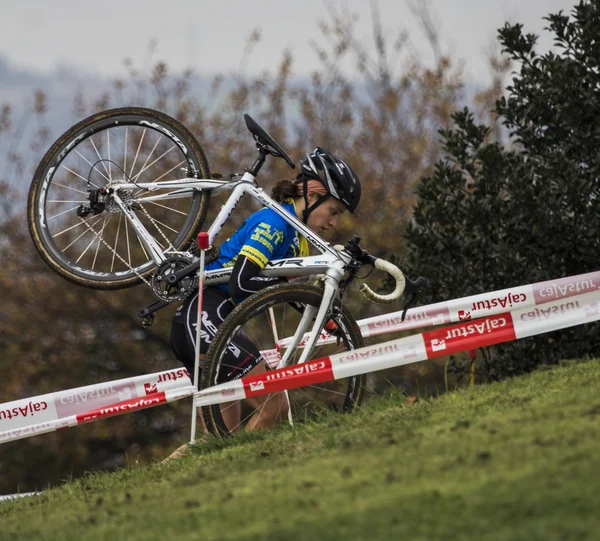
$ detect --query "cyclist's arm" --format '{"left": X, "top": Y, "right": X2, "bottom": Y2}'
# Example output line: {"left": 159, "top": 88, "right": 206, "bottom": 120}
{"left": 228, "top": 255, "right": 282, "bottom": 299}
{"left": 228, "top": 257, "right": 310, "bottom": 321}
{"left": 228, "top": 218, "right": 287, "bottom": 299}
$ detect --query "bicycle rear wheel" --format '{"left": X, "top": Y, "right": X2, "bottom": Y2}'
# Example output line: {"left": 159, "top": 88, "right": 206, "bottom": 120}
{"left": 27, "top": 107, "right": 211, "bottom": 290}
{"left": 200, "top": 283, "right": 366, "bottom": 437}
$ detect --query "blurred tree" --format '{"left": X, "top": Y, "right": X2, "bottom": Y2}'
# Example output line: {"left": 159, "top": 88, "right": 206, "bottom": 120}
{"left": 0, "top": 1, "right": 502, "bottom": 493}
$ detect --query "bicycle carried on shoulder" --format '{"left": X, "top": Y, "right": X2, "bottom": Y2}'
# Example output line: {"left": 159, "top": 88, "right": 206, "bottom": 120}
{"left": 27, "top": 107, "right": 425, "bottom": 437}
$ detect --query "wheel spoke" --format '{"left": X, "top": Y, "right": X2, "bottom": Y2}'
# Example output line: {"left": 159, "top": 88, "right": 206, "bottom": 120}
{"left": 147, "top": 159, "right": 187, "bottom": 184}
{"left": 144, "top": 200, "right": 188, "bottom": 217}
{"left": 304, "top": 384, "right": 346, "bottom": 397}
{"left": 76, "top": 216, "right": 109, "bottom": 264}
{"left": 62, "top": 215, "right": 105, "bottom": 251}
{"left": 125, "top": 216, "right": 132, "bottom": 266}
{"left": 219, "top": 400, "right": 239, "bottom": 414}
{"left": 132, "top": 159, "right": 186, "bottom": 196}
{"left": 231, "top": 393, "right": 276, "bottom": 434}
{"left": 48, "top": 205, "right": 81, "bottom": 220}
{"left": 131, "top": 145, "right": 177, "bottom": 182}
{"left": 247, "top": 394, "right": 274, "bottom": 430}
{"left": 60, "top": 164, "right": 102, "bottom": 189}
{"left": 111, "top": 213, "right": 123, "bottom": 272}
{"left": 73, "top": 150, "right": 108, "bottom": 185}
{"left": 294, "top": 385, "right": 331, "bottom": 413}
{"left": 107, "top": 129, "right": 112, "bottom": 181}
{"left": 52, "top": 214, "right": 96, "bottom": 239}
{"left": 131, "top": 135, "right": 161, "bottom": 183}
{"left": 129, "top": 128, "right": 147, "bottom": 178}
{"left": 136, "top": 231, "right": 150, "bottom": 261}
{"left": 89, "top": 136, "right": 111, "bottom": 179}
{"left": 124, "top": 127, "right": 128, "bottom": 174}
{"left": 51, "top": 182, "right": 89, "bottom": 195}
{"left": 146, "top": 214, "right": 179, "bottom": 235}
{"left": 92, "top": 216, "right": 112, "bottom": 270}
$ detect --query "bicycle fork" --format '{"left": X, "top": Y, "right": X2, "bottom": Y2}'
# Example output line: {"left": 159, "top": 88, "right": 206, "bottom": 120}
{"left": 275, "top": 270, "right": 343, "bottom": 369}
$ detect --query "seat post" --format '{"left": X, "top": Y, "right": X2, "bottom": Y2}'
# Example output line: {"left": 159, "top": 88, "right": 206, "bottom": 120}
{"left": 247, "top": 149, "right": 267, "bottom": 178}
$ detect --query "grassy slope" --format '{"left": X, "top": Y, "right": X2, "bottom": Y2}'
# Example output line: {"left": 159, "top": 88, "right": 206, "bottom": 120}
{"left": 1, "top": 359, "right": 599, "bottom": 541}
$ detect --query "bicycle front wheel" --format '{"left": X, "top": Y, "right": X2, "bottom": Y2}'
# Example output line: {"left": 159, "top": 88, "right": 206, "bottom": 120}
{"left": 200, "top": 283, "right": 366, "bottom": 437}
{"left": 27, "top": 107, "right": 211, "bottom": 290}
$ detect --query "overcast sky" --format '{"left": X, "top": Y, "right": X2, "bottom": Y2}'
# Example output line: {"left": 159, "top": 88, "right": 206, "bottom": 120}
{"left": 0, "top": 0, "right": 578, "bottom": 85}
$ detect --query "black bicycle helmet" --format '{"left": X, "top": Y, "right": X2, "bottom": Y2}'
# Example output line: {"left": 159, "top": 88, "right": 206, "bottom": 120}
{"left": 297, "top": 147, "right": 361, "bottom": 223}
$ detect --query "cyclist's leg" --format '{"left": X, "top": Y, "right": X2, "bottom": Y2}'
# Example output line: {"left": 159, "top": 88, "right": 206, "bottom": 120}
{"left": 205, "top": 322, "right": 289, "bottom": 432}
{"left": 170, "top": 286, "right": 233, "bottom": 371}
{"left": 242, "top": 361, "right": 289, "bottom": 431}
{"left": 171, "top": 286, "right": 242, "bottom": 430}
{"left": 201, "top": 284, "right": 366, "bottom": 438}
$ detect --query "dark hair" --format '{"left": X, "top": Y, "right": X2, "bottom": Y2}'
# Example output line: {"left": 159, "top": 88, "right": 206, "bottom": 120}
{"left": 271, "top": 179, "right": 299, "bottom": 202}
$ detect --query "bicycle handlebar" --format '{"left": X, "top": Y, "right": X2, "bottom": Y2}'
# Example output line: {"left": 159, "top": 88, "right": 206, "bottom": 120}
{"left": 337, "top": 235, "right": 427, "bottom": 305}
{"left": 359, "top": 258, "right": 406, "bottom": 304}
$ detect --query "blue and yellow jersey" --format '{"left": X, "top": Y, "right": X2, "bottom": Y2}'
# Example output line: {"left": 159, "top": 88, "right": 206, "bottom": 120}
{"left": 206, "top": 199, "right": 309, "bottom": 294}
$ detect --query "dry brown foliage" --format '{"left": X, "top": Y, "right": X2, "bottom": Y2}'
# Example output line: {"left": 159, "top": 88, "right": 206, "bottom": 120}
{"left": 0, "top": 2, "right": 509, "bottom": 492}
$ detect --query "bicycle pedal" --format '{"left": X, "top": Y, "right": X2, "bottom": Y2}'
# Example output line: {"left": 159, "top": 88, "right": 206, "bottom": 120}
{"left": 142, "top": 314, "right": 155, "bottom": 328}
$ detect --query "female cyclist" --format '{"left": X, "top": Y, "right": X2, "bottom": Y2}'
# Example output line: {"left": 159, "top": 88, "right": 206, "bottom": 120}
{"left": 170, "top": 147, "right": 361, "bottom": 432}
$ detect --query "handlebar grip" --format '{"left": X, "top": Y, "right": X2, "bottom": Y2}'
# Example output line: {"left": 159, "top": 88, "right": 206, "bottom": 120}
{"left": 359, "top": 258, "right": 406, "bottom": 304}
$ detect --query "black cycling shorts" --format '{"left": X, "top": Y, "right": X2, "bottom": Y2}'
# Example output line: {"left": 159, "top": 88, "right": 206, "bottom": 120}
{"left": 170, "top": 287, "right": 262, "bottom": 385}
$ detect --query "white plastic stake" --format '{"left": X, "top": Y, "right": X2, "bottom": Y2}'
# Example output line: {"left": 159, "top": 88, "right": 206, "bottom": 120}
{"left": 190, "top": 232, "right": 210, "bottom": 443}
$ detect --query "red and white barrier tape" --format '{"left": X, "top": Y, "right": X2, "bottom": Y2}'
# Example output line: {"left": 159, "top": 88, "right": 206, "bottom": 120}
{"left": 2, "top": 388, "right": 193, "bottom": 445}
{"left": 193, "top": 289, "right": 600, "bottom": 406}
{"left": 0, "top": 492, "right": 40, "bottom": 502}
{"left": 0, "top": 368, "right": 195, "bottom": 444}
{"left": 272, "top": 270, "right": 600, "bottom": 352}
{"left": 2, "top": 270, "right": 599, "bottom": 444}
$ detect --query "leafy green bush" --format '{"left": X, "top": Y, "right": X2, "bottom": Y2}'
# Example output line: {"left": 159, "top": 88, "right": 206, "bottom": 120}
{"left": 405, "top": 1, "right": 600, "bottom": 378}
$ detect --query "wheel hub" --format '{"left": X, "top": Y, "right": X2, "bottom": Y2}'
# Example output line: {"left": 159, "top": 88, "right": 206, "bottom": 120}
{"left": 105, "top": 183, "right": 136, "bottom": 214}
{"left": 76, "top": 181, "right": 136, "bottom": 218}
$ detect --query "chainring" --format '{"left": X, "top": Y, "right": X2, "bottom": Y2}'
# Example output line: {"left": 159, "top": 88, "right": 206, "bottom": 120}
{"left": 150, "top": 254, "right": 197, "bottom": 303}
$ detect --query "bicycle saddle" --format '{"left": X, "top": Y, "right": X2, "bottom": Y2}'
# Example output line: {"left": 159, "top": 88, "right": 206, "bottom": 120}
{"left": 244, "top": 114, "right": 295, "bottom": 169}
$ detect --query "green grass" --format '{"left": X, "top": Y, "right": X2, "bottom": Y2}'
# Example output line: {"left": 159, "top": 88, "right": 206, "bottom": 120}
{"left": 1, "top": 358, "right": 600, "bottom": 541}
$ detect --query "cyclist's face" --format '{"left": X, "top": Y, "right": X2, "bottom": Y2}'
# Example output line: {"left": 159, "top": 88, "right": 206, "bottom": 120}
{"left": 306, "top": 194, "right": 347, "bottom": 233}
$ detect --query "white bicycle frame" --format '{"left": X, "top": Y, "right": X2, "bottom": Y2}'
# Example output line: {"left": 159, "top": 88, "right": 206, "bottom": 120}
{"left": 109, "top": 169, "right": 354, "bottom": 365}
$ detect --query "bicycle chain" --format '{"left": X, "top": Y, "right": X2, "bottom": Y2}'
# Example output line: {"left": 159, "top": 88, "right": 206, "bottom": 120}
{"left": 77, "top": 216, "right": 154, "bottom": 289}
{"left": 76, "top": 195, "right": 187, "bottom": 292}
{"left": 137, "top": 201, "right": 176, "bottom": 252}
